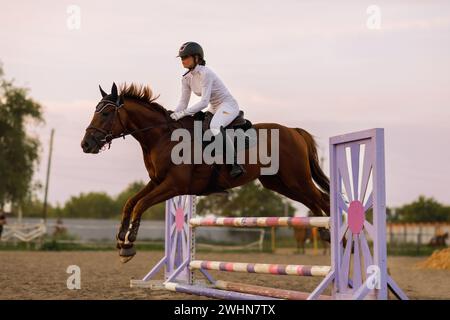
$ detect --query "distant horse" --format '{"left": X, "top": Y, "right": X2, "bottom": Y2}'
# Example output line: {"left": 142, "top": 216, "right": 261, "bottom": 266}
{"left": 293, "top": 225, "right": 329, "bottom": 255}
{"left": 81, "top": 83, "right": 330, "bottom": 263}
{"left": 429, "top": 232, "right": 448, "bottom": 247}
{"left": 293, "top": 226, "right": 311, "bottom": 254}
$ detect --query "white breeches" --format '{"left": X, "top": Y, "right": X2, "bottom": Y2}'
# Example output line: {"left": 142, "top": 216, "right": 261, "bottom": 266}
{"left": 209, "top": 100, "right": 240, "bottom": 136}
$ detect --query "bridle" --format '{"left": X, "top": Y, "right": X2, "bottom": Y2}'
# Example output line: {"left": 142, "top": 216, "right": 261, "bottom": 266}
{"left": 85, "top": 99, "right": 176, "bottom": 150}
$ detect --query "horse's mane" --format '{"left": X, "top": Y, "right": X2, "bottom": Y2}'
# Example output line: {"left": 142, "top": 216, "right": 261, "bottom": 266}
{"left": 119, "top": 83, "right": 169, "bottom": 114}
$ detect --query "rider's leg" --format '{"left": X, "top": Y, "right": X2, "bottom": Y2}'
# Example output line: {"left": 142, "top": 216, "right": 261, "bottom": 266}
{"left": 210, "top": 103, "right": 246, "bottom": 178}
{"left": 221, "top": 126, "right": 246, "bottom": 177}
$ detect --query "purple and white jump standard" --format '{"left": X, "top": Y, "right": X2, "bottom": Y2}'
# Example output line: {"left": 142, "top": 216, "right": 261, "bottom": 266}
{"left": 130, "top": 128, "right": 408, "bottom": 300}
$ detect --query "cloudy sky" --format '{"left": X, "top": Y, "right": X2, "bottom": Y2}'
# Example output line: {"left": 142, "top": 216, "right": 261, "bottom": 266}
{"left": 1, "top": 0, "right": 449, "bottom": 212}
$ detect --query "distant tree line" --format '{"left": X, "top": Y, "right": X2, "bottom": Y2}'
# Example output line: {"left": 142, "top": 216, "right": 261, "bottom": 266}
{"left": 388, "top": 196, "right": 450, "bottom": 223}
{"left": 18, "top": 183, "right": 450, "bottom": 222}
{"left": 21, "top": 181, "right": 165, "bottom": 220}
{"left": 19, "top": 180, "right": 292, "bottom": 220}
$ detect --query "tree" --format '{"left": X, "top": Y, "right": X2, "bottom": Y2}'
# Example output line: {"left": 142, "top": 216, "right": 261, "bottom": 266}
{"left": 62, "top": 192, "right": 117, "bottom": 219}
{"left": 0, "top": 63, "right": 44, "bottom": 212}
{"left": 395, "top": 196, "right": 450, "bottom": 223}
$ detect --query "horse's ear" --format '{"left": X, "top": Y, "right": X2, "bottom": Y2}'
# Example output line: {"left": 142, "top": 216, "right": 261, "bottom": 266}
{"left": 99, "top": 85, "right": 108, "bottom": 98}
{"left": 111, "top": 82, "right": 118, "bottom": 99}
{"left": 117, "top": 94, "right": 123, "bottom": 105}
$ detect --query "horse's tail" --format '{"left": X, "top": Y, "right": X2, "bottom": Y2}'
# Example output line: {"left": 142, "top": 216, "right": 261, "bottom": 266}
{"left": 295, "top": 128, "right": 330, "bottom": 196}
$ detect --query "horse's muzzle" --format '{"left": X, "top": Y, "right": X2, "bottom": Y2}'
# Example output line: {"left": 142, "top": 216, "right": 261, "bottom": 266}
{"left": 81, "top": 133, "right": 104, "bottom": 153}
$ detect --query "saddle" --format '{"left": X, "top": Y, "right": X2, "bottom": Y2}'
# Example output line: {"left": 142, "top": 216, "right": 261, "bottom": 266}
{"left": 193, "top": 110, "right": 252, "bottom": 134}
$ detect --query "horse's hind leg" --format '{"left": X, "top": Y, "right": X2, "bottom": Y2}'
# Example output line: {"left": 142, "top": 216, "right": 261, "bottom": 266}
{"left": 289, "top": 182, "right": 331, "bottom": 242}
{"left": 259, "top": 175, "right": 330, "bottom": 241}
{"left": 259, "top": 175, "right": 328, "bottom": 217}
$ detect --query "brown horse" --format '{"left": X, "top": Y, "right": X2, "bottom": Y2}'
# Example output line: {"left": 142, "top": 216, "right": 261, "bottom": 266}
{"left": 81, "top": 83, "right": 330, "bottom": 262}
{"left": 429, "top": 232, "right": 449, "bottom": 247}
{"left": 293, "top": 226, "right": 311, "bottom": 254}
{"left": 293, "top": 226, "right": 329, "bottom": 255}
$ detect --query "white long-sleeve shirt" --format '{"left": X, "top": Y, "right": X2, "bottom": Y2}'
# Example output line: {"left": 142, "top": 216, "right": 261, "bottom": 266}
{"left": 175, "top": 64, "right": 237, "bottom": 115}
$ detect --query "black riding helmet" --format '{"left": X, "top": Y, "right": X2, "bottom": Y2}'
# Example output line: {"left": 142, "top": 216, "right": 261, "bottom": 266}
{"left": 177, "top": 42, "right": 204, "bottom": 59}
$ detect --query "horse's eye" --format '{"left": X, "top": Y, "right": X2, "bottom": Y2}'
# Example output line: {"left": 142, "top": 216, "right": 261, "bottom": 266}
{"left": 102, "top": 112, "right": 109, "bottom": 117}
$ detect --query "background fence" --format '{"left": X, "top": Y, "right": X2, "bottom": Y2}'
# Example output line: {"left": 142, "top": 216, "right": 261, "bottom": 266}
{"left": 1, "top": 218, "right": 448, "bottom": 255}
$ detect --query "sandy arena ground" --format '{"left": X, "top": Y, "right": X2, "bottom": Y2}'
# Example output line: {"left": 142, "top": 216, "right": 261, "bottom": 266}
{"left": 1, "top": 250, "right": 449, "bottom": 300}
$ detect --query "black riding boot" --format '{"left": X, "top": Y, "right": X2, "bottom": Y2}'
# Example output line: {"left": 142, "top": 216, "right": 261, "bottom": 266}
{"left": 222, "top": 127, "right": 246, "bottom": 178}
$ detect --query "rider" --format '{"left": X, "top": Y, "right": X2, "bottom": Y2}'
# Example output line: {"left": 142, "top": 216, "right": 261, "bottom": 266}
{"left": 170, "top": 42, "right": 246, "bottom": 178}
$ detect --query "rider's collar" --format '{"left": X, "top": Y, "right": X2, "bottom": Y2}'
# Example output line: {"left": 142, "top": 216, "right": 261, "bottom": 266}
{"left": 191, "top": 64, "right": 203, "bottom": 74}
{"left": 182, "top": 64, "right": 203, "bottom": 77}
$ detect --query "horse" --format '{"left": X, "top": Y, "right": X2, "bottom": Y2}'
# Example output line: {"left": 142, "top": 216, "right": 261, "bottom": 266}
{"left": 81, "top": 83, "right": 330, "bottom": 263}
{"left": 293, "top": 225, "right": 329, "bottom": 255}
{"left": 293, "top": 226, "right": 310, "bottom": 254}
{"left": 429, "top": 232, "right": 449, "bottom": 247}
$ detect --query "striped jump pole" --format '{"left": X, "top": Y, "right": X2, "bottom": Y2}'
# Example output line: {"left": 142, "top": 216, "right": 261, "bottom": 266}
{"left": 190, "top": 260, "right": 331, "bottom": 277}
{"left": 213, "top": 280, "right": 332, "bottom": 300}
{"left": 165, "top": 282, "right": 279, "bottom": 300}
{"left": 190, "top": 216, "right": 330, "bottom": 228}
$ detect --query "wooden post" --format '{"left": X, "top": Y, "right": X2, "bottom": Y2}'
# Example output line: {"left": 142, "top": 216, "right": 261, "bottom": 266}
{"left": 271, "top": 226, "right": 276, "bottom": 253}
{"left": 403, "top": 224, "right": 407, "bottom": 244}
{"left": 312, "top": 227, "right": 318, "bottom": 255}
{"left": 417, "top": 224, "right": 422, "bottom": 255}
{"left": 42, "top": 128, "right": 55, "bottom": 223}
{"left": 389, "top": 223, "right": 394, "bottom": 244}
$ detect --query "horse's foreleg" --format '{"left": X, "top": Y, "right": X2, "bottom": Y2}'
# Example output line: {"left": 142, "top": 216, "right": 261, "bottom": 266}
{"left": 116, "top": 181, "right": 156, "bottom": 248}
{"left": 119, "top": 179, "right": 178, "bottom": 263}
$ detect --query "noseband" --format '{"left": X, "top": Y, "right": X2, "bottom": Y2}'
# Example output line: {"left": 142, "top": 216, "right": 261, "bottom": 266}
{"left": 86, "top": 100, "right": 128, "bottom": 150}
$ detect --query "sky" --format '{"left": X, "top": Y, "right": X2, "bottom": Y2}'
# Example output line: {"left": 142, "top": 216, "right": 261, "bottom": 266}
{"left": 1, "top": 0, "right": 449, "bottom": 213}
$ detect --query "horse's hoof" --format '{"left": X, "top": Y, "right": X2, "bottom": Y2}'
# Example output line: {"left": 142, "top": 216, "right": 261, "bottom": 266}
{"left": 119, "top": 246, "right": 136, "bottom": 263}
